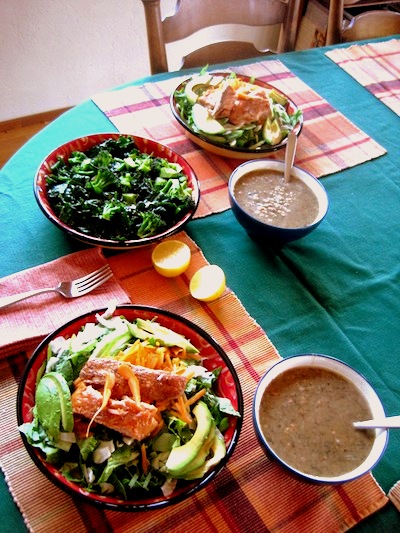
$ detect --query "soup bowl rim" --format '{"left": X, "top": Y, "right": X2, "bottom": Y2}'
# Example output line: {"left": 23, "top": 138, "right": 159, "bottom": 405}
{"left": 228, "top": 159, "right": 329, "bottom": 230}
{"left": 253, "top": 353, "right": 389, "bottom": 484}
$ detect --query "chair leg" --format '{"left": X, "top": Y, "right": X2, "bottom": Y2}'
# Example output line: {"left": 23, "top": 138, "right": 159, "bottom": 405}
{"left": 326, "top": 0, "right": 344, "bottom": 45}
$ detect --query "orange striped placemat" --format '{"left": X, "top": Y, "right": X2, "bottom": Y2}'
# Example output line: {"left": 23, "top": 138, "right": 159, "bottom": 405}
{"left": 326, "top": 39, "right": 400, "bottom": 116}
{"left": 92, "top": 59, "right": 386, "bottom": 218}
{"left": 0, "top": 236, "right": 389, "bottom": 532}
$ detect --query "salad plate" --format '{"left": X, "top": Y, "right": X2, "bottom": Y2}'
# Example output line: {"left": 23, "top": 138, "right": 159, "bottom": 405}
{"left": 17, "top": 305, "right": 243, "bottom": 510}
{"left": 171, "top": 71, "right": 303, "bottom": 160}
{"left": 34, "top": 133, "right": 200, "bottom": 249}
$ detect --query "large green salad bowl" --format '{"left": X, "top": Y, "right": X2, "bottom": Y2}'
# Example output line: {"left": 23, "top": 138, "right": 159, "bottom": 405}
{"left": 34, "top": 133, "right": 200, "bottom": 249}
{"left": 17, "top": 305, "right": 243, "bottom": 510}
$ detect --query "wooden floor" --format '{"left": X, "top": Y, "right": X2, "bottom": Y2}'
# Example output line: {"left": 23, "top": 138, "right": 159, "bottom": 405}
{"left": 0, "top": 108, "right": 68, "bottom": 169}
{"left": 0, "top": 123, "right": 46, "bottom": 168}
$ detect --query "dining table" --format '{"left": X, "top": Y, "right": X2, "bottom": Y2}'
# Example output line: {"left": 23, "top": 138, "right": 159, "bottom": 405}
{"left": 1, "top": 35, "right": 400, "bottom": 533}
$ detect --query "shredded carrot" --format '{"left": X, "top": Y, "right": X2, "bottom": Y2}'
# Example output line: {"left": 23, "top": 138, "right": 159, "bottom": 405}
{"left": 155, "top": 399, "right": 171, "bottom": 411}
{"left": 73, "top": 376, "right": 83, "bottom": 387}
{"left": 116, "top": 339, "right": 198, "bottom": 368}
{"left": 118, "top": 363, "right": 141, "bottom": 404}
{"left": 150, "top": 410, "right": 165, "bottom": 437}
{"left": 141, "top": 443, "right": 149, "bottom": 475}
{"left": 86, "top": 372, "right": 115, "bottom": 437}
{"left": 185, "top": 388, "right": 206, "bottom": 407}
{"left": 170, "top": 395, "right": 192, "bottom": 425}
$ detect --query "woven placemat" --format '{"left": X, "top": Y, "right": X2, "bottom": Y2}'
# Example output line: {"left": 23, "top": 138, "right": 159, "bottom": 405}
{"left": 92, "top": 59, "right": 386, "bottom": 218}
{"left": 0, "top": 233, "right": 389, "bottom": 532}
{"left": 326, "top": 39, "right": 400, "bottom": 116}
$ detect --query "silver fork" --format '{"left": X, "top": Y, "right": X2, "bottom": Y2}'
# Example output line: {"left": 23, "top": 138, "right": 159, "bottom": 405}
{"left": 0, "top": 264, "right": 113, "bottom": 309}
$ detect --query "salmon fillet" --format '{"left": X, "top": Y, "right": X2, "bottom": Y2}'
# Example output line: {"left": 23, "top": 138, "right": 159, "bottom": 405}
{"left": 71, "top": 385, "right": 159, "bottom": 440}
{"left": 79, "top": 358, "right": 187, "bottom": 403}
{"left": 198, "top": 82, "right": 236, "bottom": 119}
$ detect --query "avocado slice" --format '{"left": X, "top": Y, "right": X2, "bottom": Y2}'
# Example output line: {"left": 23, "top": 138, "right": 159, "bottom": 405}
{"left": 182, "top": 427, "right": 226, "bottom": 480}
{"left": 184, "top": 74, "right": 213, "bottom": 104}
{"left": 165, "top": 401, "right": 213, "bottom": 477}
{"left": 262, "top": 117, "right": 283, "bottom": 145}
{"left": 269, "top": 88, "right": 288, "bottom": 106}
{"left": 135, "top": 318, "right": 199, "bottom": 353}
{"left": 191, "top": 103, "right": 225, "bottom": 136}
{"left": 35, "top": 372, "right": 74, "bottom": 440}
{"left": 173, "top": 423, "right": 216, "bottom": 478}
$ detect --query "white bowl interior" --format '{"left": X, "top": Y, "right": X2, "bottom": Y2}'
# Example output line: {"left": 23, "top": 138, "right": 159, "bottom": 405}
{"left": 229, "top": 160, "right": 328, "bottom": 227}
{"left": 254, "top": 354, "right": 388, "bottom": 483}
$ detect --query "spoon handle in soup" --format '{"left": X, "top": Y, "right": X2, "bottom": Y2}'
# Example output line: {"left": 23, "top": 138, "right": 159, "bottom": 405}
{"left": 284, "top": 131, "right": 297, "bottom": 183}
{"left": 353, "top": 415, "right": 400, "bottom": 429}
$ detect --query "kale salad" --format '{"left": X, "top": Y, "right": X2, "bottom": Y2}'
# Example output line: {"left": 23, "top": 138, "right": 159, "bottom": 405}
{"left": 45, "top": 135, "right": 196, "bottom": 242}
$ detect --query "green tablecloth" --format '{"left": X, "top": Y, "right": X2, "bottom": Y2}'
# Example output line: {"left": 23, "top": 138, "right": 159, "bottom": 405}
{"left": 1, "top": 37, "right": 399, "bottom": 531}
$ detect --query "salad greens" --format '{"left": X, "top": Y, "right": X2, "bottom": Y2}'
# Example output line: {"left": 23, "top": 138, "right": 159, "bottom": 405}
{"left": 19, "top": 310, "right": 240, "bottom": 500}
{"left": 174, "top": 69, "right": 302, "bottom": 150}
{"left": 45, "top": 135, "right": 195, "bottom": 241}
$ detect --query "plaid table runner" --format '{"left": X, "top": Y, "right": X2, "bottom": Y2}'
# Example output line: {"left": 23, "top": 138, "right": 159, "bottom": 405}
{"left": 0, "top": 236, "right": 389, "bottom": 532}
{"left": 326, "top": 39, "right": 400, "bottom": 116}
{"left": 92, "top": 60, "right": 386, "bottom": 218}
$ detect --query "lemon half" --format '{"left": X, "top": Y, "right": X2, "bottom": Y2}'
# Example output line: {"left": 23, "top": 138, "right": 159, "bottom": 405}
{"left": 189, "top": 265, "right": 226, "bottom": 302}
{"left": 152, "top": 240, "right": 191, "bottom": 277}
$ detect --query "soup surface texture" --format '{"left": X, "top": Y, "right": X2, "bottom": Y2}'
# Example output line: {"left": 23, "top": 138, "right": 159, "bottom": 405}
{"left": 259, "top": 366, "right": 375, "bottom": 477}
{"left": 234, "top": 169, "right": 319, "bottom": 228}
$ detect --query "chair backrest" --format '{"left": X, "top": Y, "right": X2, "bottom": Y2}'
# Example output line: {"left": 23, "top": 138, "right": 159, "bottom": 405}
{"left": 141, "top": 0, "right": 303, "bottom": 74}
{"left": 326, "top": 0, "right": 400, "bottom": 45}
{"left": 341, "top": 10, "right": 400, "bottom": 42}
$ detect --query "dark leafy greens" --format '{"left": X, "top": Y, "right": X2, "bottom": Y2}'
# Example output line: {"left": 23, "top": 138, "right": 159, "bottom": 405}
{"left": 46, "top": 135, "right": 195, "bottom": 241}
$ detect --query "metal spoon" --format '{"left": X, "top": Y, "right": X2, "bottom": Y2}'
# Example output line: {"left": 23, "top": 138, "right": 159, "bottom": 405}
{"left": 353, "top": 415, "right": 400, "bottom": 429}
{"left": 284, "top": 131, "right": 297, "bottom": 183}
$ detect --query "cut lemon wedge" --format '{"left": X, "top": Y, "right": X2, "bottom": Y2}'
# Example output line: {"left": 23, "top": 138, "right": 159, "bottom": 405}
{"left": 189, "top": 265, "right": 226, "bottom": 302}
{"left": 152, "top": 240, "right": 191, "bottom": 277}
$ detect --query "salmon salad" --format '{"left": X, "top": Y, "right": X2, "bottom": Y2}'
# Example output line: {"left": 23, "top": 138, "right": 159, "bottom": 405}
{"left": 173, "top": 70, "right": 303, "bottom": 150}
{"left": 19, "top": 308, "right": 240, "bottom": 500}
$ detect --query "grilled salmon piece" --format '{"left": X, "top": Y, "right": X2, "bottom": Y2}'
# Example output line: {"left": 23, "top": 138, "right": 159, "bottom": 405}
{"left": 80, "top": 358, "right": 186, "bottom": 403}
{"left": 198, "top": 82, "right": 236, "bottom": 119}
{"left": 228, "top": 95, "right": 271, "bottom": 125}
{"left": 71, "top": 385, "right": 159, "bottom": 440}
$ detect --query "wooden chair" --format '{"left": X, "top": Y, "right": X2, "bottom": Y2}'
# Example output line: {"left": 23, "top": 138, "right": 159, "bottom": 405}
{"left": 326, "top": 0, "right": 400, "bottom": 45}
{"left": 140, "top": 0, "right": 303, "bottom": 74}
{"left": 341, "top": 10, "right": 400, "bottom": 42}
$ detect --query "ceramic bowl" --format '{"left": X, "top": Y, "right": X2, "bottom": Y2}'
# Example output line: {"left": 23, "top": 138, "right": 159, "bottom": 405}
{"left": 17, "top": 305, "right": 243, "bottom": 510}
{"left": 170, "top": 71, "right": 303, "bottom": 160}
{"left": 34, "top": 133, "right": 200, "bottom": 249}
{"left": 228, "top": 159, "right": 329, "bottom": 243}
{"left": 253, "top": 354, "right": 388, "bottom": 484}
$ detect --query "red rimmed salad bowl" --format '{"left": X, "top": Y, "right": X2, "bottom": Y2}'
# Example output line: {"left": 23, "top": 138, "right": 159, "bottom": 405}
{"left": 17, "top": 305, "right": 243, "bottom": 510}
{"left": 34, "top": 133, "right": 200, "bottom": 249}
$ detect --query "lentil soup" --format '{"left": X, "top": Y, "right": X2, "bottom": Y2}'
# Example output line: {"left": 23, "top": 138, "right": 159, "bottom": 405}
{"left": 233, "top": 169, "right": 319, "bottom": 228}
{"left": 259, "top": 366, "right": 375, "bottom": 477}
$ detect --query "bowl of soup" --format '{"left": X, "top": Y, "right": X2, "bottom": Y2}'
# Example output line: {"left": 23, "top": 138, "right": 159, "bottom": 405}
{"left": 253, "top": 354, "right": 388, "bottom": 484}
{"left": 228, "top": 160, "right": 328, "bottom": 243}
